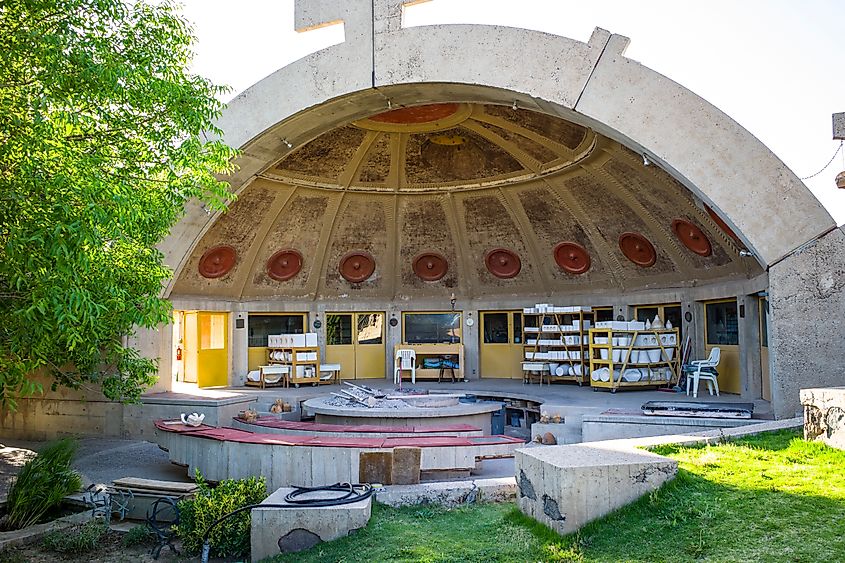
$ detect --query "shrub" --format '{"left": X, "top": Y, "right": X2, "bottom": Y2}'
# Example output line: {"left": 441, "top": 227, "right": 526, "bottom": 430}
{"left": 175, "top": 471, "right": 267, "bottom": 557}
{"left": 121, "top": 524, "right": 156, "bottom": 547}
{"left": 42, "top": 518, "right": 108, "bottom": 555}
{"left": 4, "top": 438, "right": 82, "bottom": 530}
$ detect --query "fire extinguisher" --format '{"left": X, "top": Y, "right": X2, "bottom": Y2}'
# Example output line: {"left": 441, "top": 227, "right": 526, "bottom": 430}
{"left": 176, "top": 346, "right": 182, "bottom": 361}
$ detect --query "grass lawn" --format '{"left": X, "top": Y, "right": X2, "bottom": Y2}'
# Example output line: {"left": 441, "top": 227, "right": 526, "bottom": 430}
{"left": 270, "top": 429, "right": 845, "bottom": 562}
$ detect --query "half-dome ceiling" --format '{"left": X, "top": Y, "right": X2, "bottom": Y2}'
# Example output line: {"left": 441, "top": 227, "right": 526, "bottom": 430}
{"left": 171, "top": 103, "right": 761, "bottom": 301}
{"left": 266, "top": 104, "right": 596, "bottom": 192}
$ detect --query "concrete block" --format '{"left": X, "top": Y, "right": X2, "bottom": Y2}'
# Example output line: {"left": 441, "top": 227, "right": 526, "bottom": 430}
{"left": 801, "top": 387, "right": 845, "bottom": 449}
{"left": 515, "top": 443, "right": 677, "bottom": 536}
{"left": 359, "top": 451, "right": 393, "bottom": 484}
{"left": 391, "top": 447, "right": 421, "bottom": 485}
{"left": 250, "top": 486, "right": 372, "bottom": 561}
{"left": 376, "top": 477, "right": 516, "bottom": 508}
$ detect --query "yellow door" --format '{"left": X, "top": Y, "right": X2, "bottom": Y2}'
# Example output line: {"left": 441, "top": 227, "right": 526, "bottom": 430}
{"left": 326, "top": 314, "right": 355, "bottom": 380}
{"left": 480, "top": 311, "right": 523, "bottom": 379}
{"left": 326, "top": 312, "right": 385, "bottom": 380}
{"left": 183, "top": 312, "right": 198, "bottom": 383}
{"left": 703, "top": 299, "right": 740, "bottom": 394}
{"left": 355, "top": 312, "right": 385, "bottom": 379}
{"left": 196, "top": 312, "right": 228, "bottom": 388}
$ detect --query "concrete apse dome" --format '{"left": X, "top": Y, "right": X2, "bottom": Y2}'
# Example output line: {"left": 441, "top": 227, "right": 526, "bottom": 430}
{"left": 153, "top": 0, "right": 845, "bottom": 419}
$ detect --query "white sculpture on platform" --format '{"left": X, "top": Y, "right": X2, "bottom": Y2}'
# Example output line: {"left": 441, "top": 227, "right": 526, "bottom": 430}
{"left": 180, "top": 412, "right": 205, "bottom": 427}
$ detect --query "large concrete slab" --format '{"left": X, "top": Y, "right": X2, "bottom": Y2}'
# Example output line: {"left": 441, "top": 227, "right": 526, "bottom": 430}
{"left": 801, "top": 386, "right": 845, "bottom": 449}
{"left": 251, "top": 486, "right": 372, "bottom": 561}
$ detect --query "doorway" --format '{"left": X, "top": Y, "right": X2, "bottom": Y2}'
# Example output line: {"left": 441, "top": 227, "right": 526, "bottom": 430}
{"left": 179, "top": 311, "right": 229, "bottom": 387}
{"left": 760, "top": 297, "right": 771, "bottom": 401}
{"left": 703, "top": 299, "right": 740, "bottom": 394}
{"left": 325, "top": 312, "right": 386, "bottom": 379}
{"left": 480, "top": 311, "right": 523, "bottom": 379}
{"left": 634, "top": 303, "right": 682, "bottom": 339}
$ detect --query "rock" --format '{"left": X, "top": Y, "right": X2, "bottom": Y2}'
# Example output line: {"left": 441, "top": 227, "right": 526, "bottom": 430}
{"left": 541, "top": 432, "right": 557, "bottom": 445}
{"left": 540, "top": 415, "right": 550, "bottom": 423}
{"left": 534, "top": 435, "right": 543, "bottom": 443}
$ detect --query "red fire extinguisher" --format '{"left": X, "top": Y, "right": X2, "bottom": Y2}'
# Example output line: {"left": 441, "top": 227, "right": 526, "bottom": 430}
{"left": 176, "top": 346, "right": 182, "bottom": 361}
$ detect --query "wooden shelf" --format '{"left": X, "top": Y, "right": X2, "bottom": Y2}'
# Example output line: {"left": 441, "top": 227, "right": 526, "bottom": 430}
{"left": 395, "top": 343, "right": 464, "bottom": 381}
{"left": 588, "top": 328, "right": 680, "bottom": 392}
{"left": 522, "top": 310, "right": 593, "bottom": 386}
{"left": 266, "top": 346, "right": 321, "bottom": 387}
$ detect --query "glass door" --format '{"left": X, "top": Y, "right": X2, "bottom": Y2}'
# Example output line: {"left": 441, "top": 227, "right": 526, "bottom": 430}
{"left": 480, "top": 311, "right": 523, "bottom": 379}
{"left": 703, "top": 299, "right": 740, "bottom": 394}
{"left": 326, "top": 312, "right": 385, "bottom": 379}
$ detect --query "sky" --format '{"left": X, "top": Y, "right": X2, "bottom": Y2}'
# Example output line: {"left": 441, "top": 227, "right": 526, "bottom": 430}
{"left": 180, "top": 0, "right": 845, "bottom": 225}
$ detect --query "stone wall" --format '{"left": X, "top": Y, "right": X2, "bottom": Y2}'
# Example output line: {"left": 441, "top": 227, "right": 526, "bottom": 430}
{"left": 768, "top": 227, "right": 845, "bottom": 418}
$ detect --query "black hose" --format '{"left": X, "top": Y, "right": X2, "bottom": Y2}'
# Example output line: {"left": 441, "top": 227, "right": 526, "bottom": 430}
{"left": 200, "top": 482, "right": 373, "bottom": 563}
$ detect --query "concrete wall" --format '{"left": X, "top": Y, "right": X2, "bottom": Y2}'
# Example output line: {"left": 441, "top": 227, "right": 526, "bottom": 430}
{"left": 768, "top": 227, "right": 845, "bottom": 418}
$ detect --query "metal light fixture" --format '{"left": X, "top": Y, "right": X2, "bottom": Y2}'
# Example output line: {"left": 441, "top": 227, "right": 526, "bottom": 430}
{"left": 450, "top": 292, "right": 456, "bottom": 311}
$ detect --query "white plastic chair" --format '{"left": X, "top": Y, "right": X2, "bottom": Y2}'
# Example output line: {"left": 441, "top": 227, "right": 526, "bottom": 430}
{"left": 394, "top": 349, "right": 416, "bottom": 384}
{"left": 685, "top": 347, "right": 721, "bottom": 398}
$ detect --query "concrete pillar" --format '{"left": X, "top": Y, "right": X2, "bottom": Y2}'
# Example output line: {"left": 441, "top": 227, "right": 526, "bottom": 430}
{"left": 232, "top": 309, "right": 249, "bottom": 386}
{"left": 385, "top": 306, "right": 402, "bottom": 381}
{"left": 680, "top": 298, "right": 696, "bottom": 363}
{"left": 132, "top": 323, "right": 172, "bottom": 393}
{"left": 692, "top": 301, "right": 707, "bottom": 361}
{"left": 737, "top": 293, "right": 762, "bottom": 400}
{"left": 463, "top": 308, "right": 479, "bottom": 380}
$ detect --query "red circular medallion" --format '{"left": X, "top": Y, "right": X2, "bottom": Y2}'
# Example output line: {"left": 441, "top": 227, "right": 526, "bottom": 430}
{"left": 704, "top": 204, "right": 743, "bottom": 246}
{"left": 553, "top": 242, "right": 591, "bottom": 274}
{"left": 618, "top": 233, "right": 657, "bottom": 267}
{"left": 198, "top": 245, "right": 237, "bottom": 279}
{"left": 671, "top": 219, "right": 712, "bottom": 257}
{"left": 412, "top": 252, "right": 448, "bottom": 281}
{"left": 369, "top": 103, "right": 460, "bottom": 124}
{"left": 267, "top": 249, "right": 303, "bottom": 281}
{"left": 339, "top": 251, "right": 376, "bottom": 283}
{"left": 485, "top": 248, "right": 521, "bottom": 279}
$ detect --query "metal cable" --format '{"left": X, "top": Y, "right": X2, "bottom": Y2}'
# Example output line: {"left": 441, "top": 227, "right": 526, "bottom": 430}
{"left": 799, "top": 140, "right": 843, "bottom": 180}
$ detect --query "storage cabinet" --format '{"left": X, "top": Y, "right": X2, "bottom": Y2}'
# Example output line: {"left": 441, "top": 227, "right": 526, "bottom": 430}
{"left": 267, "top": 346, "right": 321, "bottom": 387}
{"left": 521, "top": 306, "right": 593, "bottom": 385}
{"left": 588, "top": 327, "right": 680, "bottom": 392}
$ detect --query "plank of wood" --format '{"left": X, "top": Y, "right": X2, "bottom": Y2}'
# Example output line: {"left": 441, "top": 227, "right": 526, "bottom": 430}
{"left": 111, "top": 477, "right": 198, "bottom": 493}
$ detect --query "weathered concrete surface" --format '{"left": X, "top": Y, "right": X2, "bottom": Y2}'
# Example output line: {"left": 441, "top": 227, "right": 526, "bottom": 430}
{"left": 801, "top": 387, "right": 845, "bottom": 449}
{"left": 516, "top": 442, "right": 676, "bottom": 536}
{"left": 769, "top": 227, "right": 845, "bottom": 419}
{"left": 250, "top": 486, "right": 372, "bottom": 561}
{"left": 0, "top": 385, "right": 256, "bottom": 441}
{"left": 515, "top": 417, "right": 802, "bottom": 536}
{"left": 375, "top": 476, "right": 516, "bottom": 507}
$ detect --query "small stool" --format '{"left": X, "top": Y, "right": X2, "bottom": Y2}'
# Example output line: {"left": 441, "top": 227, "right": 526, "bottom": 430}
{"left": 438, "top": 355, "right": 457, "bottom": 383}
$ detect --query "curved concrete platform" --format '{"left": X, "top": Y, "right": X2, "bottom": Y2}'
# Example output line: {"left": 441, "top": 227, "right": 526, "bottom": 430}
{"left": 303, "top": 397, "right": 503, "bottom": 434}
{"left": 154, "top": 420, "right": 524, "bottom": 490}
{"left": 231, "top": 416, "right": 483, "bottom": 438}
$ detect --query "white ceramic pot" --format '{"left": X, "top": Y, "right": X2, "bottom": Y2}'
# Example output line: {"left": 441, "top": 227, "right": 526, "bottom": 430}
{"left": 630, "top": 350, "right": 640, "bottom": 363}
{"left": 663, "top": 348, "right": 675, "bottom": 361}
{"left": 600, "top": 349, "right": 609, "bottom": 360}
{"left": 622, "top": 369, "right": 641, "bottom": 382}
{"left": 612, "top": 349, "right": 622, "bottom": 362}
{"left": 647, "top": 348, "right": 662, "bottom": 363}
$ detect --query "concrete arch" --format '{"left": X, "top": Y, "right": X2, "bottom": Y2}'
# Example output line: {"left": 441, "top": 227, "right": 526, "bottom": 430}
{"left": 162, "top": 1, "right": 834, "bottom": 294}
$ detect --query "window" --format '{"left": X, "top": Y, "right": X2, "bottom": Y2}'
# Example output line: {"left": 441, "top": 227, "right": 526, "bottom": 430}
{"left": 705, "top": 300, "right": 739, "bottom": 346}
{"left": 483, "top": 313, "right": 509, "bottom": 344}
{"left": 635, "top": 303, "right": 683, "bottom": 340}
{"left": 248, "top": 314, "right": 305, "bottom": 347}
{"left": 594, "top": 307, "right": 613, "bottom": 323}
{"left": 200, "top": 314, "right": 226, "bottom": 350}
{"left": 356, "top": 313, "right": 383, "bottom": 345}
{"left": 326, "top": 314, "right": 352, "bottom": 345}
{"left": 403, "top": 312, "right": 462, "bottom": 344}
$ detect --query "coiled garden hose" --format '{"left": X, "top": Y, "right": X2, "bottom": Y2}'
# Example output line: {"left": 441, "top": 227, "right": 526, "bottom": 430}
{"left": 200, "top": 482, "right": 373, "bottom": 563}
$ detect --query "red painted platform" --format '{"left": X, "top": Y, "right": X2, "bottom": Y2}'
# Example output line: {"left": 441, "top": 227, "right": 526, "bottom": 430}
{"left": 155, "top": 419, "right": 524, "bottom": 449}
{"left": 241, "top": 416, "right": 481, "bottom": 435}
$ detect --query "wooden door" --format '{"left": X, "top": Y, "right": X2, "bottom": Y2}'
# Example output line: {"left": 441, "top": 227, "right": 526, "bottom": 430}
{"left": 480, "top": 311, "right": 523, "bottom": 379}
{"left": 196, "top": 312, "right": 228, "bottom": 388}
{"left": 354, "top": 312, "right": 385, "bottom": 379}
{"left": 326, "top": 312, "right": 386, "bottom": 379}
{"left": 703, "top": 299, "right": 740, "bottom": 394}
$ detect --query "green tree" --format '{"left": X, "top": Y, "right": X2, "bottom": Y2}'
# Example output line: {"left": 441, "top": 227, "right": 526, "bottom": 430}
{"left": 0, "top": 0, "right": 237, "bottom": 406}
